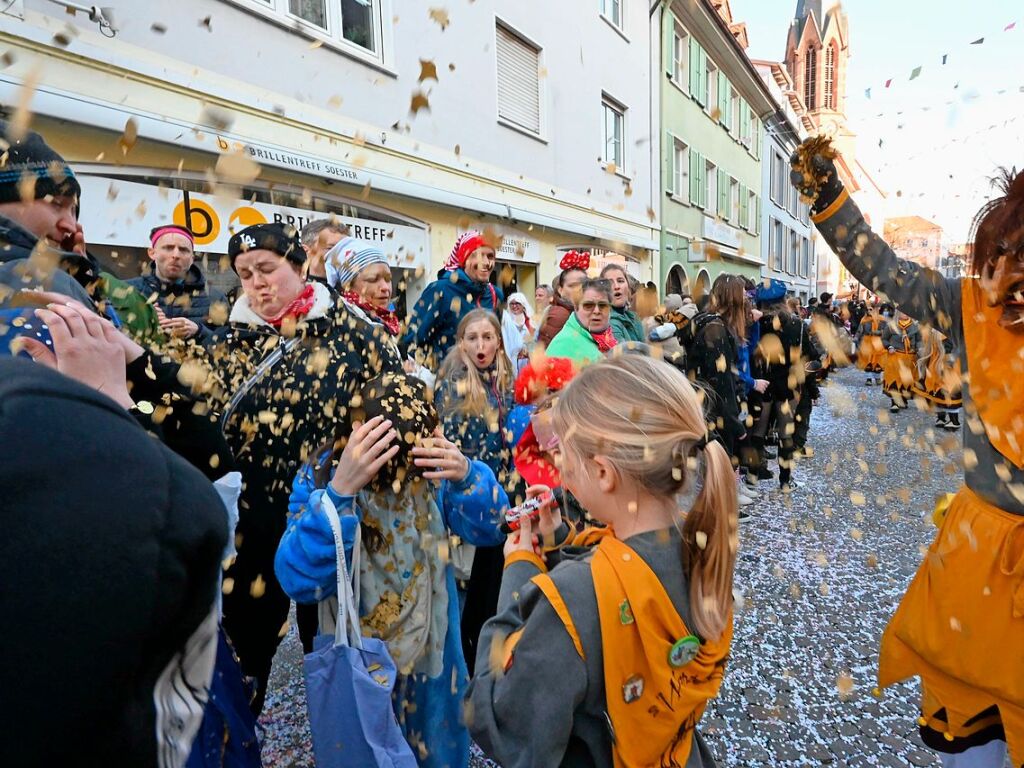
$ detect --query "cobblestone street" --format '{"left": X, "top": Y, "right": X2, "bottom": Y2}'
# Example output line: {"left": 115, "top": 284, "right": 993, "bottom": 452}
{"left": 262, "top": 365, "right": 982, "bottom": 767}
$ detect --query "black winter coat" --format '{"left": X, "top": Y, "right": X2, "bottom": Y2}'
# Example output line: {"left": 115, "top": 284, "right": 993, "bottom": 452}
{"left": 686, "top": 312, "right": 745, "bottom": 454}
{"left": 757, "top": 310, "right": 806, "bottom": 402}
{"left": 128, "top": 263, "right": 228, "bottom": 344}
{"left": 0, "top": 359, "right": 227, "bottom": 767}
{"left": 203, "top": 284, "right": 402, "bottom": 586}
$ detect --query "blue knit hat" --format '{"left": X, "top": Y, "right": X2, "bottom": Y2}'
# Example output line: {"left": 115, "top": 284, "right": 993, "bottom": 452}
{"left": 755, "top": 278, "right": 788, "bottom": 304}
{"left": 0, "top": 122, "right": 81, "bottom": 204}
{"left": 325, "top": 237, "right": 388, "bottom": 289}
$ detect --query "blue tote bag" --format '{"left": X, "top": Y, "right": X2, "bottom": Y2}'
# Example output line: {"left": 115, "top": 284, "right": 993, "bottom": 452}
{"left": 303, "top": 497, "right": 418, "bottom": 768}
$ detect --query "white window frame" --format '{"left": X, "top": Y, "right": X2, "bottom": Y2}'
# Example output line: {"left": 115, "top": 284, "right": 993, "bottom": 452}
{"left": 705, "top": 56, "right": 718, "bottom": 117}
{"left": 495, "top": 20, "right": 545, "bottom": 141}
{"left": 672, "top": 23, "right": 688, "bottom": 89}
{"left": 600, "top": 0, "right": 623, "bottom": 30}
{"left": 224, "top": 0, "right": 390, "bottom": 68}
{"left": 672, "top": 138, "right": 688, "bottom": 199}
{"left": 769, "top": 151, "right": 782, "bottom": 205}
{"left": 748, "top": 190, "right": 759, "bottom": 233}
{"left": 602, "top": 95, "right": 627, "bottom": 173}
{"left": 772, "top": 219, "right": 783, "bottom": 271}
{"left": 729, "top": 88, "right": 739, "bottom": 137}
{"left": 705, "top": 159, "right": 718, "bottom": 216}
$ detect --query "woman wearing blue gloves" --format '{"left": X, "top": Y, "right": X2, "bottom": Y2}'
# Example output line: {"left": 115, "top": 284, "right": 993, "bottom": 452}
{"left": 274, "top": 373, "right": 508, "bottom": 768}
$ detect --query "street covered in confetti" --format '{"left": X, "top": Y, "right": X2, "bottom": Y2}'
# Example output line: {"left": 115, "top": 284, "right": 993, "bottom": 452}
{"left": 2, "top": 1, "right": 1023, "bottom": 767}
{"left": 258, "top": 365, "right": 975, "bottom": 767}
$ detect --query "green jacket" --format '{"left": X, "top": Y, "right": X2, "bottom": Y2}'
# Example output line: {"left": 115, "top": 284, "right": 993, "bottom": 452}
{"left": 544, "top": 311, "right": 602, "bottom": 363}
{"left": 609, "top": 306, "right": 644, "bottom": 343}
{"left": 99, "top": 273, "right": 164, "bottom": 344}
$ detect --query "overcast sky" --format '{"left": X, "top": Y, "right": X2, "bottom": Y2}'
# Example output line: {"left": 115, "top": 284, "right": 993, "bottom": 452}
{"left": 732, "top": 0, "right": 1024, "bottom": 244}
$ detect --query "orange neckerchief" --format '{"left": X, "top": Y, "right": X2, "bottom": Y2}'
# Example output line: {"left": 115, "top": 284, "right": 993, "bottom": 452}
{"left": 896, "top": 317, "right": 914, "bottom": 353}
{"left": 962, "top": 279, "right": 1024, "bottom": 468}
{"left": 592, "top": 534, "right": 732, "bottom": 768}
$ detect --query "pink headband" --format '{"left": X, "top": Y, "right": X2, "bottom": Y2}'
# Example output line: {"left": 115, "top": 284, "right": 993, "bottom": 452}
{"left": 150, "top": 225, "right": 195, "bottom": 247}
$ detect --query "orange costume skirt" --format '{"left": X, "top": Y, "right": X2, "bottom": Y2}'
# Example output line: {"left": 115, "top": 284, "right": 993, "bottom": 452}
{"left": 879, "top": 486, "right": 1024, "bottom": 763}
{"left": 857, "top": 335, "right": 886, "bottom": 373}
{"left": 912, "top": 353, "right": 963, "bottom": 409}
{"left": 882, "top": 350, "right": 918, "bottom": 395}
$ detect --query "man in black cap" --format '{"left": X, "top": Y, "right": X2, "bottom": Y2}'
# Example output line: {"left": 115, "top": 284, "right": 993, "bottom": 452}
{"left": 0, "top": 121, "right": 94, "bottom": 305}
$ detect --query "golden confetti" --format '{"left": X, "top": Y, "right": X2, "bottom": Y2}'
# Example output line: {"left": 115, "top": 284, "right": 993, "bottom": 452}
{"left": 409, "top": 91, "right": 431, "bottom": 116}
{"left": 418, "top": 59, "right": 439, "bottom": 83}
{"left": 118, "top": 118, "right": 138, "bottom": 155}
{"left": 249, "top": 575, "right": 266, "bottom": 598}
{"left": 428, "top": 7, "right": 450, "bottom": 30}
{"left": 837, "top": 671, "right": 854, "bottom": 697}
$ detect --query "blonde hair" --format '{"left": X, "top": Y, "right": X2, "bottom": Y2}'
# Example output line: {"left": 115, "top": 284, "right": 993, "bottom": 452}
{"left": 551, "top": 354, "right": 737, "bottom": 640}
{"left": 436, "top": 309, "right": 514, "bottom": 416}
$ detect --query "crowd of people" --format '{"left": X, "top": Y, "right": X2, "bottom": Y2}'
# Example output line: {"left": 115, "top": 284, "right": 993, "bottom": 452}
{"left": 2, "top": 120, "right": 1020, "bottom": 768}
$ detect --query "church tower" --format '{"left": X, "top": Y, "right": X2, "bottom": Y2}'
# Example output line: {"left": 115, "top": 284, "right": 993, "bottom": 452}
{"left": 784, "top": 0, "right": 851, "bottom": 155}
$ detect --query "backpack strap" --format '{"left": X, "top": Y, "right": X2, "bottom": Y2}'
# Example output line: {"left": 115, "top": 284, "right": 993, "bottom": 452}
{"left": 530, "top": 573, "right": 586, "bottom": 661}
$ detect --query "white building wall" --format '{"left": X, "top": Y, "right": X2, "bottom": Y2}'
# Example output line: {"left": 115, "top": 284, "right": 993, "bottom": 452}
{"left": 754, "top": 63, "right": 814, "bottom": 301}
{"left": 0, "top": 0, "right": 657, "bottom": 286}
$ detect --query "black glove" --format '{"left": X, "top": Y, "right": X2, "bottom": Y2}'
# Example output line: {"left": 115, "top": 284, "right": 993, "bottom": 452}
{"left": 789, "top": 140, "right": 844, "bottom": 213}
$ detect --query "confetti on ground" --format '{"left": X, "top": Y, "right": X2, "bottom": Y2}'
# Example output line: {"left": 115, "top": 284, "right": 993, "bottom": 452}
{"left": 260, "top": 368, "right": 997, "bottom": 767}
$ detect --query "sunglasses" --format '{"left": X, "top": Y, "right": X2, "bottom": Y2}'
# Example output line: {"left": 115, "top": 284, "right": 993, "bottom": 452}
{"left": 580, "top": 300, "right": 611, "bottom": 311}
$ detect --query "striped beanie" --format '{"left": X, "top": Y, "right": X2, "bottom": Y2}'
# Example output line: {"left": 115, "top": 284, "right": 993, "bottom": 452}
{"left": 325, "top": 236, "right": 388, "bottom": 288}
{"left": 0, "top": 122, "right": 81, "bottom": 204}
{"left": 442, "top": 230, "right": 488, "bottom": 272}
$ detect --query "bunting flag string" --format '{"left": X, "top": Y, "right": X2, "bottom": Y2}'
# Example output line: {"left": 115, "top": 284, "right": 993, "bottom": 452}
{"left": 860, "top": 17, "right": 1018, "bottom": 99}
{"left": 875, "top": 114, "right": 1024, "bottom": 170}
{"left": 859, "top": 81, "right": 1024, "bottom": 120}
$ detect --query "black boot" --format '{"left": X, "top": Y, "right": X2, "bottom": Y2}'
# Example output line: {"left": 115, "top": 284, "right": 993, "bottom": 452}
{"left": 946, "top": 412, "right": 961, "bottom": 430}
{"left": 935, "top": 412, "right": 948, "bottom": 429}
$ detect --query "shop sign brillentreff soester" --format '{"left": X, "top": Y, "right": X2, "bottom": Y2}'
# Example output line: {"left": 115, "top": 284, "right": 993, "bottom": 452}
{"left": 243, "top": 144, "right": 366, "bottom": 185}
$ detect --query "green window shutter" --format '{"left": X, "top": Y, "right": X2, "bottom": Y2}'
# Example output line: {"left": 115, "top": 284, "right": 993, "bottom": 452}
{"left": 755, "top": 195, "right": 761, "bottom": 234}
{"left": 739, "top": 101, "right": 749, "bottom": 142}
{"left": 689, "top": 149, "right": 700, "bottom": 205}
{"left": 699, "top": 48, "right": 708, "bottom": 105}
{"left": 664, "top": 13, "right": 675, "bottom": 78}
{"left": 740, "top": 183, "right": 749, "bottom": 228}
{"left": 665, "top": 131, "right": 675, "bottom": 194}
{"left": 717, "top": 169, "right": 727, "bottom": 216}
{"left": 754, "top": 119, "right": 762, "bottom": 160}
{"left": 688, "top": 38, "right": 700, "bottom": 99}
{"left": 697, "top": 153, "right": 707, "bottom": 208}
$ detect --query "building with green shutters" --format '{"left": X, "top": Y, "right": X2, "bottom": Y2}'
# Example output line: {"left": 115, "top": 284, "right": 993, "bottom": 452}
{"left": 655, "top": 0, "right": 777, "bottom": 297}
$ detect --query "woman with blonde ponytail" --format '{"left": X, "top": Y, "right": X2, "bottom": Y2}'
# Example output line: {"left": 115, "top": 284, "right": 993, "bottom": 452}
{"left": 467, "top": 353, "right": 738, "bottom": 768}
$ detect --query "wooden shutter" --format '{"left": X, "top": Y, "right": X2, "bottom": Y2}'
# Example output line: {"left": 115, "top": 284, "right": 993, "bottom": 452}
{"left": 739, "top": 183, "right": 749, "bottom": 229}
{"left": 665, "top": 132, "right": 675, "bottom": 195}
{"left": 664, "top": 13, "right": 675, "bottom": 78}
{"left": 689, "top": 149, "right": 700, "bottom": 205}
{"left": 739, "top": 101, "right": 749, "bottom": 144}
{"left": 717, "top": 169, "right": 728, "bottom": 217}
{"left": 720, "top": 73, "right": 729, "bottom": 126}
{"left": 688, "top": 37, "right": 700, "bottom": 98}
{"left": 496, "top": 24, "right": 541, "bottom": 134}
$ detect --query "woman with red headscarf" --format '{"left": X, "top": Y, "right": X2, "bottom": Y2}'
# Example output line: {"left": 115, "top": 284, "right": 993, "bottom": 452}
{"left": 538, "top": 250, "right": 590, "bottom": 347}
{"left": 401, "top": 230, "right": 502, "bottom": 370}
